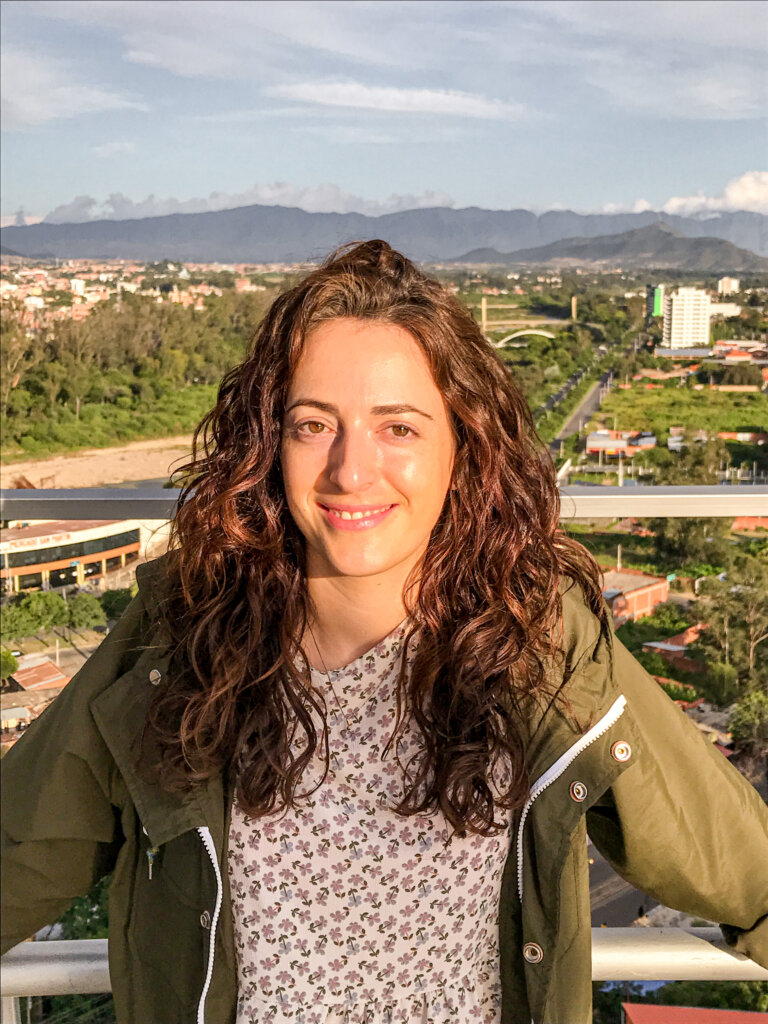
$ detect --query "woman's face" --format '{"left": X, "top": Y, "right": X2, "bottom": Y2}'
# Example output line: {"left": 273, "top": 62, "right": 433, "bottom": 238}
{"left": 281, "top": 317, "right": 456, "bottom": 582}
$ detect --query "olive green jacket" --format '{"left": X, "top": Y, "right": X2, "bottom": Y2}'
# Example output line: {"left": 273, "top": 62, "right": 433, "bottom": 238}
{"left": 2, "top": 555, "right": 768, "bottom": 1024}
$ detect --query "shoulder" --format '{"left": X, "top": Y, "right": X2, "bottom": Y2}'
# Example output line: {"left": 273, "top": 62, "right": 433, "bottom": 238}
{"left": 557, "top": 575, "right": 610, "bottom": 677}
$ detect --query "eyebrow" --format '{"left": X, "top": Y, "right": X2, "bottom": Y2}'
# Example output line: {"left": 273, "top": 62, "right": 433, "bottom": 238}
{"left": 285, "top": 399, "right": 434, "bottom": 421}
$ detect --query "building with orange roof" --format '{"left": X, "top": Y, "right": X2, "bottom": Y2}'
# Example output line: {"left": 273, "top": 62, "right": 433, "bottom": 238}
{"left": 622, "top": 1003, "right": 767, "bottom": 1023}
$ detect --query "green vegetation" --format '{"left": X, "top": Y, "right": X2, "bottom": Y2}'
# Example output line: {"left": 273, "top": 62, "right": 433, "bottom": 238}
{"left": 1, "top": 288, "right": 278, "bottom": 461}
{"left": 591, "top": 386, "right": 767, "bottom": 441}
{"left": 0, "top": 586, "right": 138, "bottom": 649}
{"left": 729, "top": 691, "right": 768, "bottom": 750}
{"left": 0, "top": 649, "right": 19, "bottom": 680}
{"left": 691, "top": 553, "right": 768, "bottom": 694}
{"left": 593, "top": 980, "right": 768, "bottom": 1020}
{"left": 616, "top": 602, "right": 692, "bottom": 653}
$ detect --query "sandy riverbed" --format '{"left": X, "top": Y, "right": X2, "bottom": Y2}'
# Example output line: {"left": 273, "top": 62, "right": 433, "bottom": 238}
{"left": 0, "top": 436, "right": 196, "bottom": 489}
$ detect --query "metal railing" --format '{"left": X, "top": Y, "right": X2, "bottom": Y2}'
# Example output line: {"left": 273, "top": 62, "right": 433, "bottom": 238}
{"left": 2, "top": 928, "right": 766, "bottom": 1022}
{"left": 2, "top": 484, "right": 767, "bottom": 521}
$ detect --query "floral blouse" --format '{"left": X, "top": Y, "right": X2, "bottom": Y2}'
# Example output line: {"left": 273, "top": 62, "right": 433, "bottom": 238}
{"left": 227, "top": 621, "right": 515, "bottom": 1023}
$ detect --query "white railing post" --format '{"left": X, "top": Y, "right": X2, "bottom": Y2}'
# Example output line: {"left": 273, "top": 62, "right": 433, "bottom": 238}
{"left": 0, "top": 997, "right": 21, "bottom": 1024}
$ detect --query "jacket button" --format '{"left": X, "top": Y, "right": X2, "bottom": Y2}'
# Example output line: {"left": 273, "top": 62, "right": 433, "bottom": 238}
{"left": 569, "top": 781, "right": 588, "bottom": 802}
{"left": 200, "top": 911, "right": 211, "bottom": 929}
{"left": 611, "top": 740, "right": 632, "bottom": 762}
{"left": 148, "top": 668, "right": 162, "bottom": 686}
{"left": 523, "top": 942, "right": 544, "bottom": 964}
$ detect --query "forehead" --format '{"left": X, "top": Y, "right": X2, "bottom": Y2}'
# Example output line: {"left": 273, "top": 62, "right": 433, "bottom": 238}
{"left": 289, "top": 318, "right": 442, "bottom": 403}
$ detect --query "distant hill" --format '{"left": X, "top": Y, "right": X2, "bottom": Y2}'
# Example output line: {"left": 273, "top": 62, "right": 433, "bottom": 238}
{"left": 1, "top": 204, "right": 766, "bottom": 263}
{"left": 457, "top": 223, "right": 768, "bottom": 272}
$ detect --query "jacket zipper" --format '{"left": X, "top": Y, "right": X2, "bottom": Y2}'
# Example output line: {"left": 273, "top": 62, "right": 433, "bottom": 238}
{"left": 196, "top": 826, "right": 224, "bottom": 1024}
{"left": 516, "top": 693, "right": 627, "bottom": 901}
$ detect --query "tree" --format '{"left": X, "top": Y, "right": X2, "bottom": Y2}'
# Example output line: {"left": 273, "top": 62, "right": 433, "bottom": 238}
{"left": 0, "top": 650, "right": 19, "bottom": 681}
{"left": 729, "top": 691, "right": 768, "bottom": 752}
{"left": 0, "top": 297, "right": 42, "bottom": 424}
{"left": 67, "top": 592, "right": 107, "bottom": 630}
{"left": 0, "top": 602, "right": 37, "bottom": 645}
{"left": 649, "top": 980, "right": 768, "bottom": 1011}
{"left": 647, "top": 517, "right": 731, "bottom": 569}
{"left": 692, "top": 554, "right": 768, "bottom": 689}
{"left": 101, "top": 587, "right": 134, "bottom": 620}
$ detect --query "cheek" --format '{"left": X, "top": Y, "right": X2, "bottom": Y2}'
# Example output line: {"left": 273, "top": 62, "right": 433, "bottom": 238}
{"left": 280, "top": 445, "right": 314, "bottom": 508}
{"left": 392, "top": 447, "right": 453, "bottom": 510}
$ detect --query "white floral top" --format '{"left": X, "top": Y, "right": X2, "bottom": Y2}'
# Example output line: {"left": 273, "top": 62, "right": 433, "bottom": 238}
{"left": 227, "top": 621, "right": 515, "bottom": 1023}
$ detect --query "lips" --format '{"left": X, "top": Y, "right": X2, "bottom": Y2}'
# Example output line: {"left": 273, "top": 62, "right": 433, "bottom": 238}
{"left": 317, "top": 501, "right": 397, "bottom": 531}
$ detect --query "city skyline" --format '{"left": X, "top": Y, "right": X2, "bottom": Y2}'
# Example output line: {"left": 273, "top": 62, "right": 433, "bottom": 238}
{"left": 1, "top": 0, "right": 766, "bottom": 225}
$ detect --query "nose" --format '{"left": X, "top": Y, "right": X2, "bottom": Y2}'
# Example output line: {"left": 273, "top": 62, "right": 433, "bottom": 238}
{"left": 326, "top": 426, "right": 379, "bottom": 494}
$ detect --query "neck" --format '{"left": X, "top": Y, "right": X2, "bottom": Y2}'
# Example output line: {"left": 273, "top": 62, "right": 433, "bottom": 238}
{"left": 303, "top": 560, "right": 418, "bottom": 671}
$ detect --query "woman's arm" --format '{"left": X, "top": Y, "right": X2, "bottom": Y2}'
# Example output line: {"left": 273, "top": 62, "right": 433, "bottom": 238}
{"left": 1, "top": 591, "right": 151, "bottom": 953}
{"left": 586, "top": 631, "right": 768, "bottom": 968}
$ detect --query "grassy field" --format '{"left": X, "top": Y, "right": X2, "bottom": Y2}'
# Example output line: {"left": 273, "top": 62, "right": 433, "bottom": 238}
{"left": 589, "top": 386, "right": 767, "bottom": 439}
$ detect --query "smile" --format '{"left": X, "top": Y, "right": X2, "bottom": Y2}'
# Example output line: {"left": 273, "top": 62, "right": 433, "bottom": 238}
{"left": 317, "top": 502, "right": 397, "bottom": 530}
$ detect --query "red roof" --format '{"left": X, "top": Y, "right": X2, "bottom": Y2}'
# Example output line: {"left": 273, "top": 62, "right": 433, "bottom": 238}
{"left": 10, "top": 659, "right": 70, "bottom": 692}
{"left": 623, "top": 1004, "right": 767, "bottom": 1023}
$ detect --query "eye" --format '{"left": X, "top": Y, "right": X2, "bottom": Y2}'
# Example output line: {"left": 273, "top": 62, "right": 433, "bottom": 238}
{"left": 389, "top": 423, "right": 415, "bottom": 439}
{"left": 297, "top": 420, "right": 328, "bottom": 435}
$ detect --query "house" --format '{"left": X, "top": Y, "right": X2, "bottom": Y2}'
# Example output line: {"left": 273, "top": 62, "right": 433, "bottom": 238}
{"left": 601, "top": 569, "right": 669, "bottom": 625}
{"left": 622, "top": 1003, "right": 767, "bottom": 1023}
{"left": 6, "top": 655, "right": 70, "bottom": 695}
{"left": 642, "top": 623, "right": 707, "bottom": 675}
{"left": 586, "top": 430, "right": 657, "bottom": 458}
{"left": 1, "top": 705, "right": 33, "bottom": 731}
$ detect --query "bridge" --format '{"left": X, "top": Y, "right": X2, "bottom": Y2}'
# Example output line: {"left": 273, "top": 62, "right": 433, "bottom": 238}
{"left": 489, "top": 329, "right": 556, "bottom": 346}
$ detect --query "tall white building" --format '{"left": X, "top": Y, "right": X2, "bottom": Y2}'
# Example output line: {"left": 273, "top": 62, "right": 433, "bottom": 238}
{"left": 717, "top": 276, "right": 740, "bottom": 295}
{"left": 662, "top": 288, "right": 711, "bottom": 348}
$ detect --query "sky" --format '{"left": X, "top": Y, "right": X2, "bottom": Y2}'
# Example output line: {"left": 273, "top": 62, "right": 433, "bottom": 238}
{"left": 1, "top": 0, "right": 767, "bottom": 227}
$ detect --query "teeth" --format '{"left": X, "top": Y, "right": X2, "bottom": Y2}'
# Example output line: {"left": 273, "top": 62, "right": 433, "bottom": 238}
{"left": 327, "top": 506, "right": 390, "bottom": 520}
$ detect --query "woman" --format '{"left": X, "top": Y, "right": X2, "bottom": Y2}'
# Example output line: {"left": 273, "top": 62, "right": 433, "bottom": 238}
{"left": 2, "top": 240, "right": 767, "bottom": 1024}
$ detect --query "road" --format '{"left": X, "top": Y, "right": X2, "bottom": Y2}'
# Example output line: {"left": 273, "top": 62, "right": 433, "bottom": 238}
{"left": 548, "top": 372, "right": 614, "bottom": 457}
{"left": 588, "top": 839, "right": 658, "bottom": 926}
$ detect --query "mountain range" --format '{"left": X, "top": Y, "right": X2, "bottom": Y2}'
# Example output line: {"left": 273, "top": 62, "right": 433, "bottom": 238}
{"left": 1, "top": 204, "right": 766, "bottom": 264}
{"left": 456, "top": 223, "right": 768, "bottom": 272}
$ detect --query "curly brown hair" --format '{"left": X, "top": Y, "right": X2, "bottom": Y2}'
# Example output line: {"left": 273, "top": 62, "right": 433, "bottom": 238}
{"left": 143, "top": 239, "right": 605, "bottom": 839}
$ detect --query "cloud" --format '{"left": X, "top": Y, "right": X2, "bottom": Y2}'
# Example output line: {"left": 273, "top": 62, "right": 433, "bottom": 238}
{"left": 0, "top": 213, "right": 44, "bottom": 228}
{"left": 43, "top": 183, "right": 456, "bottom": 223}
{"left": 661, "top": 171, "right": 768, "bottom": 216}
{"left": 600, "top": 199, "right": 653, "bottom": 215}
{"left": 597, "top": 173, "right": 768, "bottom": 217}
{"left": 1, "top": 49, "right": 146, "bottom": 128}
{"left": 267, "top": 81, "right": 526, "bottom": 120}
{"left": 92, "top": 141, "right": 136, "bottom": 158}
{"left": 34, "top": 0, "right": 446, "bottom": 77}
